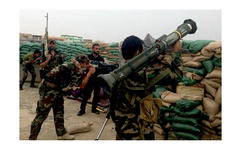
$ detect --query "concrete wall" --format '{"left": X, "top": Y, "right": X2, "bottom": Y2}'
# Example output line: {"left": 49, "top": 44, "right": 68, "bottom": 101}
{"left": 19, "top": 64, "right": 41, "bottom": 83}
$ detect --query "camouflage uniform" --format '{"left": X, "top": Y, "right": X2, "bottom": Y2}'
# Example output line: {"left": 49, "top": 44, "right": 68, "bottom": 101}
{"left": 20, "top": 53, "right": 38, "bottom": 87}
{"left": 29, "top": 63, "right": 86, "bottom": 140}
{"left": 40, "top": 51, "right": 65, "bottom": 79}
{"left": 111, "top": 52, "right": 182, "bottom": 140}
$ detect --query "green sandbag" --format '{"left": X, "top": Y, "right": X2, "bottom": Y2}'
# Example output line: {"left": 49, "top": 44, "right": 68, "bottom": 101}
{"left": 185, "top": 67, "right": 206, "bottom": 76}
{"left": 109, "top": 43, "right": 119, "bottom": 47}
{"left": 173, "top": 106, "right": 201, "bottom": 117}
{"left": 181, "top": 76, "right": 197, "bottom": 86}
{"left": 171, "top": 123, "right": 201, "bottom": 134}
{"left": 152, "top": 85, "right": 167, "bottom": 98}
{"left": 212, "top": 56, "right": 221, "bottom": 67}
{"left": 181, "top": 40, "right": 193, "bottom": 49}
{"left": 202, "top": 60, "right": 214, "bottom": 73}
{"left": 184, "top": 40, "right": 214, "bottom": 54}
{"left": 176, "top": 99, "right": 202, "bottom": 111}
{"left": 165, "top": 116, "right": 199, "bottom": 126}
{"left": 174, "top": 132, "right": 200, "bottom": 140}
{"left": 159, "top": 106, "right": 172, "bottom": 112}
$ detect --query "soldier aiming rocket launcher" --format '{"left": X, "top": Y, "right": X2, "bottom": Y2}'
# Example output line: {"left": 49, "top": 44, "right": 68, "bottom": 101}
{"left": 95, "top": 19, "right": 197, "bottom": 140}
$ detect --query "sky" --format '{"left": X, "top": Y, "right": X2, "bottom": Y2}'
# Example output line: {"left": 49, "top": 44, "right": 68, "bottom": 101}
{"left": 19, "top": 10, "right": 221, "bottom": 43}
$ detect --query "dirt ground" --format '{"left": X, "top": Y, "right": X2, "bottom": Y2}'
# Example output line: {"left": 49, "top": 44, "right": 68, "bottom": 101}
{"left": 19, "top": 82, "right": 116, "bottom": 140}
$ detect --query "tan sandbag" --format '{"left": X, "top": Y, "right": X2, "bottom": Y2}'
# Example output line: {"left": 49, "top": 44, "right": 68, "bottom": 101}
{"left": 176, "top": 85, "right": 204, "bottom": 100}
{"left": 192, "top": 55, "right": 211, "bottom": 62}
{"left": 208, "top": 114, "right": 216, "bottom": 122}
{"left": 216, "top": 126, "right": 221, "bottom": 130}
{"left": 202, "top": 120, "right": 212, "bottom": 128}
{"left": 203, "top": 97, "right": 220, "bottom": 115}
{"left": 181, "top": 56, "right": 193, "bottom": 63}
{"left": 161, "top": 101, "right": 171, "bottom": 107}
{"left": 161, "top": 91, "right": 181, "bottom": 103}
{"left": 214, "top": 53, "right": 221, "bottom": 58}
{"left": 210, "top": 118, "right": 221, "bottom": 128}
{"left": 154, "top": 124, "right": 165, "bottom": 137}
{"left": 68, "top": 122, "right": 93, "bottom": 135}
{"left": 205, "top": 93, "right": 214, "bottom": 100}
{"left": 205, "top": 84, "right": 217, "bottom": 98}
{"left": 215, "top": 112, "right": 221, "bottom": 119}
{"left": 201, "top": 49, "right": 215, "bottom": 57}
{"left": 215, "top": 87, "right": 221, "bottom": 105}
{"left": 165, "top": 123, "right": 171, "bottom": 129}
{"left": 209, "top": 78, "right": 222, "bottom": 84}
{"left": 202, "top": 126, "right": 216, "bottom": 135}
{"left": 202, "top": 41, "right": 222, "bottom": 52}
{"left": 183, "top": 61, "right": 202, "bottom": 68}
{"left": 201, "top": 79, "right": 221, "bottom": 89}
{"left": 205, "top": 69, "right": 222, "bottom": 79}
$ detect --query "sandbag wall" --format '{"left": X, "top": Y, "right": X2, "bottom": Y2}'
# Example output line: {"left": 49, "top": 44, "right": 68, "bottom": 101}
{"left": 154, "top": 40, "right": 222, "bottom": 140}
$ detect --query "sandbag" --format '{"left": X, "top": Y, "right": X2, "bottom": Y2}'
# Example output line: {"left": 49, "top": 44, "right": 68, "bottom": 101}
{"left": 196, "top": 105, "right": 203, "bottom": 111}
{"left": 215, "top": 87, "right": 222, "bottom": 105}
{"left": 192, "top": 55, "right": 211, "bottom": 62}
{"left": 182, "top": 56, "right": 193, "bottom": 63}
{"left": 212, "top": 56, "right": 222, "bottom": 67}
{"left": 154, "top": 124, "right": 165, "bottom": 140}
{"left": 174, "top": 132, "right": 200, "bottom": 140}
{"left": 202, "top": 120, "right": 212, "bottom": 128}
{"left": 186, "top": 67, "right": 206, "bottom": 76}
{"left": 166, "top": 115, "right": 199, "bottom": 126}
{"left": 181, "top": 76, "right": 197, "bottom": 86}
{"left": 175, "top": 99, "right": 202, "bottom": 111}
{"left": 205, "top": 84, "right": 217, "bottom": 98}
{"left": 205, "top": 93, "right": 214, "bottom": 99}
{"left": 68, "top": 122, "right": 93, "bottom": 135}
{"left": 173, "top": 107, "right": 201, "bottom": 117}
{"left": 215, "top": 112, "right": 221, "bottom": 119}
{"left": 202, "top": 126, "right": 216, "bottom": 135}
{"left": 203, "top": 97, "right": 220, "bottom": 115}
{"left": 171, "top": 123, "right": 201, "bottom": 134}
{"left": 176, "top": 85, "right": 204, "bottom": 101}
{"left": 202, "top": 60, "right": 214, "bottom": 73}
{"left": 183, "top": 61, "right": 202, "bottom": 68}
{"left": 209, "top": 78, "right": 221, "bottom": 84}
{"left": 161, "top": 91, "right": 181, "bottom": 103}
{"left": 185, "top": 72, "right": 203, "bottom": 81}
{"left": 201, "top": 79, "right": 221, "bottom": 89}
{"left": 183, "top": 40, "right": 214, "bottom": 54}
{"left": 205, "top": 69, "right": 221, "bottom": 79}
{"left": 161, "top": 101, "right": 171, "bottom": 107}
{"left": 210, "top": 118, "right": 221, "bottom": 128}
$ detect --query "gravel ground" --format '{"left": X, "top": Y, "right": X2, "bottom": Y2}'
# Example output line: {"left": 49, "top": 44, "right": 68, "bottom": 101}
{"left": 19, "top": 83, "right": 116, "bottom": 140}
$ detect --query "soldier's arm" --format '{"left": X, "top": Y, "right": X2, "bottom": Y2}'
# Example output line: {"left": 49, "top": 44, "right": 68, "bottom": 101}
{"left": 80, "top": 66, "right": 95, "bottom": 88}
{"left": 40, "top": 54, "right": 51, "bottom": 69}
{"left": 31, "top": 57, "right": 41, "bottom": 64}
{"left": 22, "top": 53, "right": 32, "bottom": 63}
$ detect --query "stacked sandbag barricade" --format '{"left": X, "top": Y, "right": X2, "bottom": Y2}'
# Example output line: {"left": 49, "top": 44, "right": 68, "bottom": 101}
{"left": 153, "top": 40, "right": 222, "bottom": 140}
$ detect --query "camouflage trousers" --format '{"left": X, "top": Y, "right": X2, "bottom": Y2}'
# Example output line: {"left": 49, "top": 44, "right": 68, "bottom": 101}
{"left": 114, "top": 110, "right": 155, "bottom": 140}
{"left": 20, "top": 64, "right": 36, "bottom": 87}
{"left": 29, "top": 81, "right": 67, "bottom": 140}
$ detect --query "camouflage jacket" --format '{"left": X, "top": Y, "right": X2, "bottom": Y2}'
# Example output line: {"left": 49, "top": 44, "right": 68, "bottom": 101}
{"left": 22, "top": 53, "right": 38, "bottom": 66}
{"left": 111, "top": 52, "right": 182, "bottom": 140}
{"left": 42, "top": 51, "right": 65, "bottom": 74}
{"left": 44, "top": 63, "right": 87, "bottom": 90}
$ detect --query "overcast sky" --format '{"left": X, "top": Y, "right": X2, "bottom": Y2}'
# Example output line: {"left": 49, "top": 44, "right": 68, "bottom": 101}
{"left": 20, "top": 10, "right": 221, "bottom": 43}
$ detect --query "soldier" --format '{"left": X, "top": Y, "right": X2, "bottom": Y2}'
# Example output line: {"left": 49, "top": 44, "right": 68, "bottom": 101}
{"left": 20, "top": 50, "right": 41, "bottom": 90}
{"left": 40, "top": 40, "right": 65, "bottom": 80}
{"left": 88, "top": 43, "right": 104, "bottom": 62}
{"left": 77, "top": 43, "right": 104, "bottom": 116}
{"left": 29, "top": 55, "right": 95, "bottom": 140}
{"left": 110, "top": 35, "right": 183, "bottom": 140}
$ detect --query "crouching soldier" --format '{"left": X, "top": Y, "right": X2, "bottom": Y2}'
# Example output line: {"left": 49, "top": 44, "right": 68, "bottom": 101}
{"left": 29, "top": 54, "right": 95, "bottom": 140}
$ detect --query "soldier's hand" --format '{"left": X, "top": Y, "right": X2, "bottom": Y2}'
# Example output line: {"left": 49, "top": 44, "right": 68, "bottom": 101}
{"left": 46, "top": 54, "right": 51, "bottom": 60}
{"left": 89, "top": 66, "right": 96, "bottom": 75}
{"left": 172, "top": 40, "right": 182, "bottom": 52}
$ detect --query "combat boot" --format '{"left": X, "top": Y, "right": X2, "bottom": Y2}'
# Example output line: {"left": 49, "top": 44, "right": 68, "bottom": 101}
{"left": 57, "top": 133, "right": 75, "bottom": 140}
